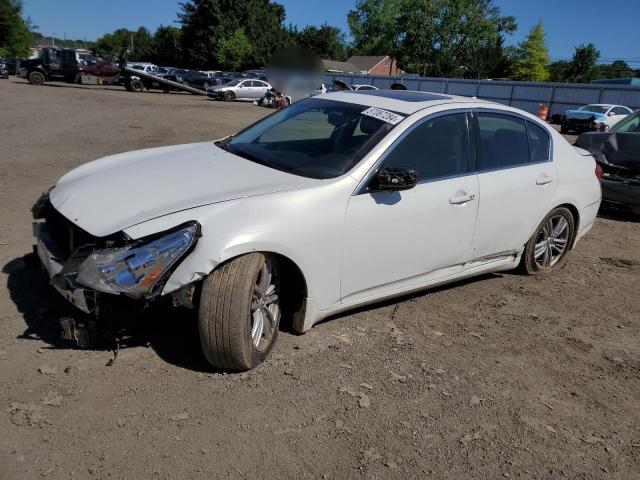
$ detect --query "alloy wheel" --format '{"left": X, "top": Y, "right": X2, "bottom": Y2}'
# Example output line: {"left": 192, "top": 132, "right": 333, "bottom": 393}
{"left": 533, "top": 214, "right": 570, "bottom": 269}
{"left": 250, "top": 260, "right": 280, "bottom": 351}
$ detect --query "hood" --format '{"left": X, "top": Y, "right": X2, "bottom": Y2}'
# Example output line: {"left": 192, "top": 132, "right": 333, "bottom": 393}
{"left": 565, "top": 109, "right": 607, "bottom": 121}
{"left": 50, "top": 142, "right": 317, "bottom": 237}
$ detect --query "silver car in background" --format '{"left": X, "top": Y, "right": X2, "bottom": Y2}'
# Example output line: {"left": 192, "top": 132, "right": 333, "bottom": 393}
{"left": 208, "top": 78, "right": 271, "bottom": 101}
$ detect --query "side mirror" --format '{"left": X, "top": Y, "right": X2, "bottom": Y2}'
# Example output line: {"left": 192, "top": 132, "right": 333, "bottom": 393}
{"left": 608, "top": 111, "right": 615, "bottom": 116}
{"left": 372, "top": 165, "right": 419, "bottom": 192}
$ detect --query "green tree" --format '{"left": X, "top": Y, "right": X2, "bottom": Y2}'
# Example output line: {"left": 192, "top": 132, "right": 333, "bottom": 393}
{"left": 179, "top": 0, "right": 292, "bottom": 69}
{"left": 347, "top": 0, "right": 401, "bottom": 58}
{"left": 94, "top": 27, "right": 154, "bottom": 61}
{"left": 347, "top": 0, "right": 516, "bottom": 78}
{"left": 0, "top": 0, "right": 34, "bottom": 57}
{"left": 94, "top": 28, "right": 134, "bottom": 59}
{"left": 512, "top": 21, "right": 550, "bottom": 81}
{"left": 293, "top": 24, "right": 347, "bottom": 60}
{"left": 595, "top": 60, "right": 634, "bottom": 79}
{"left": 217, "top": 27, "right": 252, "bottom": 70}
{"left": 549, "top": 60, "right": 570, "bottom": 82}
{"left": 565, "top": 43, "right": 599, "bottom": 83}
{"left": 150, "top": 26, "right": 182, "bottom": 66}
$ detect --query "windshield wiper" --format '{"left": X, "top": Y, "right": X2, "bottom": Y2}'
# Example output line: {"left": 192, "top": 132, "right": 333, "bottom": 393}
{"left": 231, "top": 146, "right": 282, "bottom": 170}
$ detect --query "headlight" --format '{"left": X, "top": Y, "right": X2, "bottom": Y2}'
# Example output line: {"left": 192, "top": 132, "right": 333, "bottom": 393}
{"left": 76, "top": 223, "right": 199, "bottom": 298}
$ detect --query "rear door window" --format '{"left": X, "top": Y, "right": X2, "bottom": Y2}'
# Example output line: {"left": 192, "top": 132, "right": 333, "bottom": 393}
{"left": 476, "top": 113, "right": 529, "bottom": 171}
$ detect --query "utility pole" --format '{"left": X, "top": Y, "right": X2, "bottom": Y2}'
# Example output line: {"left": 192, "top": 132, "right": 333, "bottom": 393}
{"left": 51, "top": 32, "right": 56, "bottom": 47}
{"left": 130, "top": 33, "right": 134, "bottom": 55}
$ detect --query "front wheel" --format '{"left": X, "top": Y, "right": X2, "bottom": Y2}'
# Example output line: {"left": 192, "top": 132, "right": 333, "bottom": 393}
{"left": 521, "top": 207, "right": 575, "bottom": 274}
{"left": 198, "top": 253, "right": 281, "bottom": 371}
{"left": 223, "top": 90, "right": 235, "bottom": 101}
{"left": 28, "top": 70, "right": 46, "bottom": 85}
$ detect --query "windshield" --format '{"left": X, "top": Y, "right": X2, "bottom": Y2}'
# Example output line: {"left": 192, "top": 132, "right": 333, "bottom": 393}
{"left": 221, "top": 98, "right": 400, "bottom": 179}
{"left": 579, "top": 105, "right": 609, "bottom": 114}
{"left": 225, "top": 79, "right": 242, "bottom": 86}
{"left": 611, "top": 110, "right": 640, "bottom": 133}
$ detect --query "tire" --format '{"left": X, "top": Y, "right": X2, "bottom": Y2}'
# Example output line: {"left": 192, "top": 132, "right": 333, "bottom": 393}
{"left": 521, "top": 207, "right": 575, "bottom": 275}
{"left": 128, "top": 79, "right": 144, "bottom": 93}
{"left": 28, "top": 70, "right": 45, "bottom": 85}
{"left": 198, "top": 253, "right": 281, "bottom": 371}
{"left": 223, "top": 90, "right": 235, "bottom": 101}
{"left": 560, "top": 124, "right": 568, "bottom": 134}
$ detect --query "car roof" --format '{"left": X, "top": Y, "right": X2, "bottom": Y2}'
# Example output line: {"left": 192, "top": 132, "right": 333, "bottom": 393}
{"left": 319, "top": 89, "right": 495, "bottom": 115}
{"left": 583, "top": 104, "right": 617, "bottom": 108}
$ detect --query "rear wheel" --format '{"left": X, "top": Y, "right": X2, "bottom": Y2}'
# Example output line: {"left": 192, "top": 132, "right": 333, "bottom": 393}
{"left": 28, "top": 70, "right": 45, "bottom": 85}
{"left": 223, "top": 90, "right": 235, "bottom": 101}
{"left": 521, "top": 207, "right": 574, "bottom": 274}
{"left": 128, "top": 79, "right": 144, "bottom": 93}
{"left": 198, "top": 253, "right": 281, "bottom": 371}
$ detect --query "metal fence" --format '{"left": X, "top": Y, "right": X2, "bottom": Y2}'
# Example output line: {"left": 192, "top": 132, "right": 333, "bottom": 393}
{"left": 324, "top": 73, "right": 640, "bottom": 118}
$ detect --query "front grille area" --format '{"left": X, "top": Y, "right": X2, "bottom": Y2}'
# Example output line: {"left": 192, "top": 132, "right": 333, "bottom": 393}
{"left": 43, "top": 202, "right": 100, "bottom": 259}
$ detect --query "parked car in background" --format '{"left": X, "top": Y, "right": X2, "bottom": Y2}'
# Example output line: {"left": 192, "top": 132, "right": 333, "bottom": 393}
{"left": 78, "top": 60, "right": 119, "bottom": 79}
{"left": 561, "top": 104, "right": 633, "bottom": 134}
{"left": 200, "top": 70, "right": 222, "bottom": 79}
{"left": 351, "top": 84, "right": 379, "bottom": 91}
{"left": 33, "top": 90, "right": 601, "bottom": 371}
{"left": 576, "top": 109, "right": 640, "bottom": 215}
{"left": 155, "top": 67, "right": 177, "bottom": 76}
{"left": 127, "top": 62, "right": 159, "bottom": 74}
{"left": 2, "top": 57, "right": 19, "bottom": 75}
{"left": 208, "top": 78, "right": 271, "bottom": 101}
{"left": 161, "top": 69, "right": 214, "bottom": 90}
{"left": 244, "top": 69, "right": 268, "bottom": 81}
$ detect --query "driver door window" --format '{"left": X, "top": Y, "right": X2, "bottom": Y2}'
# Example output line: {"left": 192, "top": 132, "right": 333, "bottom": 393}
{"left": 381, "top": 113, "right": 471, "bottom": 182}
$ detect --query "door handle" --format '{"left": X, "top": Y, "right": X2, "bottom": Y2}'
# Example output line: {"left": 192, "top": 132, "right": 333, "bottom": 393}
{"left": 449, "top": 193, "right": 476, "bottom": 205}
{"left": 536, "top": 176, "right": 554, "bottom": 186}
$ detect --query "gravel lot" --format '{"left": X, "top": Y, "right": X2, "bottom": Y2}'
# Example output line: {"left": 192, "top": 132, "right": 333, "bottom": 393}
{"left": 1, "top": 79, "right": 639, "bottom": 480}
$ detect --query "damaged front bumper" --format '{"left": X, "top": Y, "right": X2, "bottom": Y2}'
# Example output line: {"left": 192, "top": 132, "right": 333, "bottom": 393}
{"left": 34, "top": 222, "right": 96, "bottom": 314}
{"left": 32, "top": 193, "right": 201, "bottom": 319}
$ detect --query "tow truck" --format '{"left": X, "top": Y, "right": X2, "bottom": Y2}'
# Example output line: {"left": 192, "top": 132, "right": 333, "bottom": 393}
{"left": 19, "top": 47, "right": 207, "bottom": 96}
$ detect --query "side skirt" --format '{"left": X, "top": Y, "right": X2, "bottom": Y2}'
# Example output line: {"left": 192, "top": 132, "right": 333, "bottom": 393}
{"left": 298, "top": 254, "right": 521, "bottom": 332}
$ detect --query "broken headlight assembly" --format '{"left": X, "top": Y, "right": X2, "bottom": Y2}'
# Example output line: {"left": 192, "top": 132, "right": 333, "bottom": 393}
{"left": 76, "top": 222, "right": 200, "bottom": 298}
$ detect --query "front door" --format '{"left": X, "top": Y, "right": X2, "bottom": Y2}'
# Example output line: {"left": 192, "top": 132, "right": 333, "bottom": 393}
{"left": 341, "top": 112, "right": 480, "bottom": 303}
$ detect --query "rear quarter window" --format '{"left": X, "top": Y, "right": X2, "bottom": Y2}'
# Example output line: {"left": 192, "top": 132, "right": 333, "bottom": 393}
{"left": 527, "top": 122, "right": 551, "bottom": 163}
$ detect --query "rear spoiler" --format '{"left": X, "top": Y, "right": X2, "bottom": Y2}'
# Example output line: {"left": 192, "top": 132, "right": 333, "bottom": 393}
{"left": 574, "top": 146, "right": 593, "bottom": 157}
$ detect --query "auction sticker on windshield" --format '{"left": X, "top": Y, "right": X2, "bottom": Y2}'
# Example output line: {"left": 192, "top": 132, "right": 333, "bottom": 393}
{"left": 361, "top": 107, "right": 405, "bottom": 125}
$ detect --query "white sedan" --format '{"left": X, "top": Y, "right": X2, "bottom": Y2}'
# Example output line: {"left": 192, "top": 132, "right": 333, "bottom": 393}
{"left": 562, "top": 103, "right": 633, "bottom": 133}
{"left": 33, "top": 90, "right": 601, "bottom": 370}
{"left": 207, "top": 78, "right": 271, "bottom": 101}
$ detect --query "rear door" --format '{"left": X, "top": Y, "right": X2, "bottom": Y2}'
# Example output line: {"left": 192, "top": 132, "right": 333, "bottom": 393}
{"left": 254, "top": 80, "right": 270, "bottom": 97}
{"left": 471, "top": 111, "right": 558, "bottom": 259}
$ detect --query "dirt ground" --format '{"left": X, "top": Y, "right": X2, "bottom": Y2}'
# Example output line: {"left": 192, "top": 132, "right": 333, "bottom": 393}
{"left": 1, "top": 79, "right": 639, "bottom": 480}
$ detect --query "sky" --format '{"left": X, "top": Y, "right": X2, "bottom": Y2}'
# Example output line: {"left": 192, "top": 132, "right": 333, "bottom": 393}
{"left": 21, "top": 0, "right": 640, "bottom": 64}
